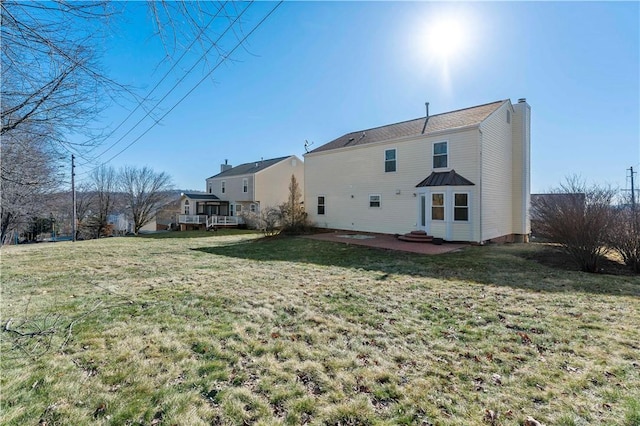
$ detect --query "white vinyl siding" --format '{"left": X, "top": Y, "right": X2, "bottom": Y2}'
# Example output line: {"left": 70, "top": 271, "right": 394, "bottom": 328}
{"left": 304, "top": 128, "right": 480, "bottom": 235}
{"left": 480, "top": 102, "right": 514, "bottom": 241}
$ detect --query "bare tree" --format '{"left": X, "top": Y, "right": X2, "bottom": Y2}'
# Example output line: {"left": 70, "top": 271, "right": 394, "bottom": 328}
{"left": 608, "top": 195, "right": 640, "bottom": 273}
{"left": 119, "top": 166, "right": 172, "bottom": 235}
{"left": 0, "top": 131, "right": 60, "bottom": 243}
{"left": 1, "top": 1, "right": 123, "bottom": 150}
{"left": 279, "top": 174, "right": 308, "bottom": 234}
{"left": 531, "top": 176, "right": 617, "bottom": 273}
{"left": 85, "top": 166, "right": 117, "bottom": 238}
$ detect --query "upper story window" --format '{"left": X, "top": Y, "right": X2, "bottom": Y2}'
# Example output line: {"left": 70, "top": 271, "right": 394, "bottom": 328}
{"left": 454, "top": 193, "right": 469, "bottom": 221}
{"left": 221, "top": 181, "right": 226, "bottom": 194}
{"left": 385, "top": 149, "right": 396, "bottom": 173}
{"left": 369, "top": 194, "right": 381, "bottom": 208}
{"left": 243, "top": 178, "right": 248, "bottom": 193}
{"left": 317, "top": 196, "right": 325, "bottom": 215}
{"left": 184, "top": 199, "right": 190, "bottom": 215}
{"left": 208, "top": 186, "right": 212, "bottom": 194}
{"left": 433, "top": 141, "right": 448, "bottom": 169}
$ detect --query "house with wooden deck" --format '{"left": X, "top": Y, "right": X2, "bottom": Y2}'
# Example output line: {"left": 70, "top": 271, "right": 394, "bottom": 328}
{"left": 303, "top": 99, "right": 531, "bottom": 243}
{"left": 178, "top": 155, "right": 304, "bottom": 230}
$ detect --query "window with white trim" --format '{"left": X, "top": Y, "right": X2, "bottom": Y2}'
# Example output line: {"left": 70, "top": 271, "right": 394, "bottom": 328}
{"left": 236, "top": 204, "right": 242, "bottom": 213}
{"left": 229, "top": 204, "right": 234, "bottom": 216}
{"left": 243, "top": 178, "right": 248, "bottom": 193}
{"left": 433, "top": 141, "right": 448, "bottom": 169}
{"left": 208, "top": 186, "right": 212, "bottom": 194}
{"left": 184, "top": 200, "right": 190, "bottom": 215}
{"left": 317, "top": 196, "right": 325, "bottom": 215}
{"left": 369, "top": 194, "right": 381, "bottom": 208}
{"left": 221, "top": 181, "right": 226, "bottom": 194}
{"left": 454, "top": 193, "right": 469, "bottom": 221}
{"left": 385, "top": 149, "right": 396, "bottom": 173}
{"left": 431, "top": 193, "right": 444, "bottom": 220}
{"left": 250, "top": 204, "right": 256, "bottom": 213}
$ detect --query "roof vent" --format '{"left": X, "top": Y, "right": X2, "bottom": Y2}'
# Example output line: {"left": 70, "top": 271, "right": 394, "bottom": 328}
{"left": 422, "top": 102, "right": 430, "bottom": 134}
{"left": 518, "top": 98, "right": 527, "bottom": 103}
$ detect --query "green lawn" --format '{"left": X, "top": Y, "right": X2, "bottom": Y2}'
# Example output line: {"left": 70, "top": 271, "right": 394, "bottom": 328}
{"left": 1, "top": 231, "right": 639, "bottom": 425}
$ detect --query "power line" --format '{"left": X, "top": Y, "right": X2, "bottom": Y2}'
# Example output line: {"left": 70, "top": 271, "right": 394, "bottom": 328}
{"left": 78, "top": 1, "right": 282, "bottom": 177}
{"left": 81, "top": 1, "right": 230, "bottom": 164}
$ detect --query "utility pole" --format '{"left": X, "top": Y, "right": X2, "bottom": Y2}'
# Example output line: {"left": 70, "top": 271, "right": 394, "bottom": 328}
{"left": 72, "top": 155, "right": 77, "bottom": 242}
{"left": 629, "top": 166, "right": 636, "bottom": 210}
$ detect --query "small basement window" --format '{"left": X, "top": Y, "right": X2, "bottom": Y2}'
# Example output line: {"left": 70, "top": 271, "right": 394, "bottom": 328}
{"left": 369, "top": 194, "right": 381, "bottom": 208}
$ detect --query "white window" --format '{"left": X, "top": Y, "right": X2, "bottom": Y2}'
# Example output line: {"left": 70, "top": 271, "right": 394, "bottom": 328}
{"left": 243, "top": 178, "right": 248, "bottom": 193}
{"left": 229, "top": 204, "right": 234, "bottom": 216}
{"left": 317, "top": 196, "right": 325, "bottom": 215}
{"left": 433, "top": 141, "right": 448, "bottom": 169}
{"left": 221, "top": 181, "right": 226, "bottom": 194}
{"left": 431, "top": 193, "right": 444, "bottom": 220}
{"left": 208, "top": 186, "right": 212, "bottom": 194}
{"left": 454, "top": 193, "right": 469, "bottom": 221}
{"left": 184, "top": 200, "right": 190, "bottom": 215}
{"left": 236, "top": 204, "right": 242, "bottom": 213}
{"left": 385, "top": 149, "right": 396, "bottom": 173}
{"left": 250, "top": 204, "right": 256, "bottom": 213}
{"left": 369, "top": 194, "right": 381, "bottom": 208}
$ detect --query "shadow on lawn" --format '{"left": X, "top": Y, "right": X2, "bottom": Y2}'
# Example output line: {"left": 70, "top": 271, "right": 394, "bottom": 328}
{"left": 193, "top": 236, "right": 639, "bottom": 297}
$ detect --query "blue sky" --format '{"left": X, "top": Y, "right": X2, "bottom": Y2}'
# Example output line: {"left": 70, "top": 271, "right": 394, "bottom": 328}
{"left": 77, "top": 1, "right": 639, "bottom": 194}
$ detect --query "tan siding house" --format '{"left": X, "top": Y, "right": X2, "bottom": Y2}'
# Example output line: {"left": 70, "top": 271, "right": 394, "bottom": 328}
{"left": 304, "top": 99, "right": 531, "bottom": 243}
{"left": 178, "top": 155, "right": 303, "bottom": 230}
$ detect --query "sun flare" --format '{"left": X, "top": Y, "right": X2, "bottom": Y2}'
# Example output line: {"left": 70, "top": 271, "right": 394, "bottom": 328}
{"left": 427, "top": 17, "right": 467, "bottom": 60}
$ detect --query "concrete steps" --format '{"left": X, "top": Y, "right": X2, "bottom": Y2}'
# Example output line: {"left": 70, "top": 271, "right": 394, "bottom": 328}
{"left": 397, "top": 230, "right": 434, "bottom": 243}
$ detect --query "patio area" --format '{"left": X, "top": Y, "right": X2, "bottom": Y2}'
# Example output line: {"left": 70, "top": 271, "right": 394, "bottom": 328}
{"left": 303, "top": 231, "right": 468, "bottom": 255}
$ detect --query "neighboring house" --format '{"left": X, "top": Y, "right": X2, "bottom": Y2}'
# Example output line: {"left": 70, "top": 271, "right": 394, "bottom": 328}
{"left": 107, "top": 213, "right": 132, "bottom": 235}
{"left": 139, "top": 198, "right": 182, "bottom": 232}
{"left": 179, "top": 155, "right": 304, "bottom": 230}
{"left": 304, "top": 99, "right": 531, "bottom": 243}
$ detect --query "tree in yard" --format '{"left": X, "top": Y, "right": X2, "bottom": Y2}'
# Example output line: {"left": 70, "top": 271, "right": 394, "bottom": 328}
{"left": 608, "top": 196, "right": 640, "bottom": 273}
{"left": 0, "top": 130, "right": 61, "bottom": 244}
{"left": 85, "top": 166, "right": 117, "bottom": 239}
{"left": 279, "top": 174, "right": 308, "bottom": 234}
{"left": 119, "top": 166, "right": 172, "bottom": 235}
{"left": 531, "top": 176, "right": 617, "bottom": 273}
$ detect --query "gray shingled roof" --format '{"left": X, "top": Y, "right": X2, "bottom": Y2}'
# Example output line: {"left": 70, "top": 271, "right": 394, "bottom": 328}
{"left": 182, "top": 192, "right": 221, "bottom": 201}
{"left": 415, "top": 170, "right": 475, "bottom": 187}
{"left": 208, "top": 156, "right": 291, "bottom": 179}
{"left": 309, "top": 100, "right": 507, "bottom": 154}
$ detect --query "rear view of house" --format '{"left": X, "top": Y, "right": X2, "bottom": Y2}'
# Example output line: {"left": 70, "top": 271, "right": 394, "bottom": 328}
{"left": 304, "top": 99, "right": 531, "bottom": 243}
{"left": 179, "top": 155, "right": 304, "bottom": 230}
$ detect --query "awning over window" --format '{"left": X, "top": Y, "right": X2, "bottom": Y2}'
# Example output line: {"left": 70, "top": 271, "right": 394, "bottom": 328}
{"left": 415, "top": 169, "right": 475, "bottom": 187}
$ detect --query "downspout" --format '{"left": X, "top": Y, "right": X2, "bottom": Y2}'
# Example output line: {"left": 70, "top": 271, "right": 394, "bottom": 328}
{"left": 478, "top": 127, "right": 484, "bottom": 244}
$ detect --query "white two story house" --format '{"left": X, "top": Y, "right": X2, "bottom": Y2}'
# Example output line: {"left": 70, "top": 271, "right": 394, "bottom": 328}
{"left": 304, "top": 99, "right": 531, "bottom": 243}
{"left": 179, "top": 156, "right": 304, "bottom": 230}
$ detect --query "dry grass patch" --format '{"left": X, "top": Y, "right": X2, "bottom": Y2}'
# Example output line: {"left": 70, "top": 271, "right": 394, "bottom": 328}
{"left": 1, "top": 233, "right": 639, "bottom": 425}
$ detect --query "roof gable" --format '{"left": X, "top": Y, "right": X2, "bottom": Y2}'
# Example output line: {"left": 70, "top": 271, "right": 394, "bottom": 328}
{"left": 309, "top": 100, "right": 507, "bottom": 154}
{"left": 415, "top": 170, "right": 475, "bottom": 187}
{"left": 207, "top": 156, "right": 292, "bottom": 179}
